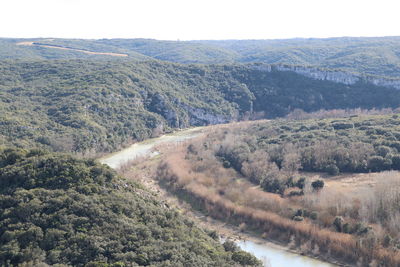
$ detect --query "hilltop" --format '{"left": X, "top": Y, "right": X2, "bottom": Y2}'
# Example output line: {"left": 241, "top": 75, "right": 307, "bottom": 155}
{"left": 2, "top": 36, "right": 400, "bottom": 78}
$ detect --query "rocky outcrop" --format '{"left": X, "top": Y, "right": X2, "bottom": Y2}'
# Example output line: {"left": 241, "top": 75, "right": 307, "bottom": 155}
{"left": 275, "top": 65, "right": 360, "bottom": 85}
{"left": 147, "top": 94, "right": 233, "bottom": 127}
{"left": 147, "top": 93, "right": 180, "bottom": 127}
{"left": 182, "top": 104, "right": 232, "bottom": 126}
{"left": 251, "top": 63, "right": 400, "bottom": 89}
{"left": 366, "top": 77, "right": 400, "bottom": 90}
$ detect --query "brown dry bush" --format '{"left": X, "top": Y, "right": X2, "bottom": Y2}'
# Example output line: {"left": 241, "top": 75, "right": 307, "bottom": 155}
{"left": 156, "top": 143, "right": 400, "bottom": 266}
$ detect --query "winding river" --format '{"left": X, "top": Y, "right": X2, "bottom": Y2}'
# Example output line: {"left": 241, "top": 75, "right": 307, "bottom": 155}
{"left": 99, "top": 127, "right": 337, "bottom": 267}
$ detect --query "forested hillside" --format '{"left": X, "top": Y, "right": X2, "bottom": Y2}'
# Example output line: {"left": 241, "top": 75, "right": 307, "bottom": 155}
{"left": 3, "top": 37, "right": 400, "bottom": 78}
{"left": 199, "top": 37, "right": 400, "bottom": 78}
{"left": 0, "top": 148, "right": 261, "bottom": 267}
{"left": 2, "top": 59, "right": 400, "bottom": 154}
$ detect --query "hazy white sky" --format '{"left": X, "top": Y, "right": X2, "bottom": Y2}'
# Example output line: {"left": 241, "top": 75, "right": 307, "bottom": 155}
{"left": 1, "top": 0, "right": 399, "bottom": 40}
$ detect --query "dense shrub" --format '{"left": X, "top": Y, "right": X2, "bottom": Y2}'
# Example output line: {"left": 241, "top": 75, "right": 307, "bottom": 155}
{"left": 368, "top": 156, "right": 389, "bottom": 171}
{"left": 232, "top": 251, "right": 260, "bottom": 266}
{"left": 326, "top": 164, "right": 340, "bottom": 175}
{"left": 0, "top": 148, "right": 259, "bottom": 267}
{"left": 311, "top": 180, "right": 325, "bottom": 191}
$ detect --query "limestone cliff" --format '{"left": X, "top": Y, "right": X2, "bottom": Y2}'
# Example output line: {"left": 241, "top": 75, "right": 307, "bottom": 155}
{"left": 251, "top": 63, "right": 400, "bottom": 89}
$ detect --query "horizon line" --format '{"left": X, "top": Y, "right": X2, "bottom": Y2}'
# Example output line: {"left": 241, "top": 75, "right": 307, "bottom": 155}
{"left": 2, "top": 35, "right": 400, "bottom": 42}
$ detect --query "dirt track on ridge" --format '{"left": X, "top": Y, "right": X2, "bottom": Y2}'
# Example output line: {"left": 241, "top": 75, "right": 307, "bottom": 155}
{"left": 16, "top": 41, "right": 128, "bottom": 57}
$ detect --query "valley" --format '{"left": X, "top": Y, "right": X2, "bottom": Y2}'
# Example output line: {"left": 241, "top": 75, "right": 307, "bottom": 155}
{"left": 103, "top": 114, "right": 400, "bottom": 266}
{"left": 2, "top": 36, "right": 400, "bottom": 266}
{"left": 100, "top": 123, "right": 338, "bottom": 266}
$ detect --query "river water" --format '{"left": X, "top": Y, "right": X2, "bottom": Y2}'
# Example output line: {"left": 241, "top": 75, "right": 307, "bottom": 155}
{"left": 99, "top": 127, "right": 203, "bottom": 169}
{"left": 236, "top": 239, "right": 336, "bottom": 267}
{"left": 99, "top": 127, "right": 337, "bottom": 267}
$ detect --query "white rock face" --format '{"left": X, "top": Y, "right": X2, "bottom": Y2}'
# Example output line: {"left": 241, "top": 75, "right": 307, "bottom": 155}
{"left": 251, "top": 63, "right": 400, "bottom": 90}
{"left": 184, "top": 105, "right": 231, "bottom": 125}
{"left": 275, "top": 65, "right": 360, "bottom": 85}
{"left": 366, "top": 77, "right": 400, "bottom": 90}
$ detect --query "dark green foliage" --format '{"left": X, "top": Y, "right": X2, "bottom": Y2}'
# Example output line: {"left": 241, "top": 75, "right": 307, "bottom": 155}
{"left": 325, "top": 164, "right": 340, "bottom": 175}
{"left": 383, "top": 235, "right": 393, "bottom": 248}
{"left": 0, "top": 148, "right": 260, "bottom": 267}
{"left": 260, "top": 175, "right": 286, "bottom": 194}
{"left": 351, "top": 223, "right": 370, "bottom": 235}
{"left": 333, "top": 216, "right": 344, "bottom": 232}
{"left": 288, "top": 190, "right": 304, "bottom": 197}
{"left": 223, "top": 240, "right": 240, "bottom": 252}
{"left": 311, "top": 180, "right": 325, "bottom": 190}
{"left": 368, "top": 156, "right": 389, "bottom": 172}
{"left": 391, "top": 155, "right": 400, "bottom": 170}
{"left": 295, "top": 209, "right": 304, "bottom": 217}
{"left": 293, "top": 209, "right": 317, "bottom": 221}
{"left": 309, "top": 211, "right": 318, "bottom": 220}
{"left": 2, "top": 60, "right": 400, "bottom": 154}
{"left": 296, "top": 177, "right": 306, "bottom": 189}
{"left": 222, "top": 160, "right": 231, "bottom": 168}
{"left": 376, "top": 146, "right": 392, "bottom": 157}
{"left": 217, "top": 143, "right": 251, "bottom": 172}
{"left": 333, "top": 219, "right": 370, "bottom": 236}
{"left": 332, "top": 122, "right": 354, "bottom": 130}
{"left": 342, "top": 223, "right": 351, "bottom": 234}
{"left": 231, "top": 251, "right": 260, "bottom": 266}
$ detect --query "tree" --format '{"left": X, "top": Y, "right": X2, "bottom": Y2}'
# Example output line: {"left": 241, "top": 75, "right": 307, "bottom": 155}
{"left": 325, "top": 164, "right": 339, "bottom": 175}
{"left": 296, "top": 177, "right": 306, "bottom": 189}
{"left": 368, "top": 156, "right": 389, "bottom": 171}
{"left": 260, "top": 164, "right": 286, "bottom": 194}
{"left": 311, "top": 180, "right": 324, "bottom": 191}
{"left": 223, "top": 240, "right": 239, "bottom": 252}
{"left": 232, "top": 251, "right": 260, "bottom": 266}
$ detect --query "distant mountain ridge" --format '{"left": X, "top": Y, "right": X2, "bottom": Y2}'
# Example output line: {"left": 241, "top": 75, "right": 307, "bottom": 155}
{"left": 2, "top": 36, "right": 400, "bottom": 78}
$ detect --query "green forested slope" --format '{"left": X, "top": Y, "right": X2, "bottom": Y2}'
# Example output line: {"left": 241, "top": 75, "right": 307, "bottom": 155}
{"left": 3, "top": 37, "right": 400, "bottom": 78}
{"left": 0, "top": 148, "right": 261, "bottom": 267}
{"left": 0, "top": 39, "right": 149, "bottom": 61}
{"left": 1, "top": 60, "right": 400, "bottom": 154}
{"left": 0, "top": 60, "right": 243, "bottom": 153}
{"left": 200, "top": 37, "right": 400, "bottom": 77}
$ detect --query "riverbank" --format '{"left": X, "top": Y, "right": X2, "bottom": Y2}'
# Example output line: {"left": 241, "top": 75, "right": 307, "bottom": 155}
{"left": 99, "top": 126, "right": 204, "bottom": 168}
{"left": 119, "top": 153, "right": 342, "bottom": 267}
{"left": 99, "top": 124, "right": 344, "bottom": 266}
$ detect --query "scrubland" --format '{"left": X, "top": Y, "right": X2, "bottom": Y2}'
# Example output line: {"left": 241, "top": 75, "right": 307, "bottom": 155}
{"left": 154, "top": 114, "right": 400, "bottom": 266}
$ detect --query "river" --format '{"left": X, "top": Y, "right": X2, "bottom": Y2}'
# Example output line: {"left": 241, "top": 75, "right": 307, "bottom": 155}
{"left": 236, "top": 239, "right": 335, "bottom": 267}
{"left": 99, "top": 127, "right": 337, "bottom": 267}
{"left": 99, "top": 127, "right": 204, "bottom": 169}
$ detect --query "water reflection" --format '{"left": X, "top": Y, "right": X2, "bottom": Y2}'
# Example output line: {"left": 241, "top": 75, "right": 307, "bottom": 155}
{"left": 236, "top": 239, "right": 336, "bottom": 267}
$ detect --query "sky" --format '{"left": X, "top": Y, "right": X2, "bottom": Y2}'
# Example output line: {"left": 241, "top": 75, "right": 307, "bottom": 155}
{"left": 1, "top": 0, "right": 400, "bottom": 40}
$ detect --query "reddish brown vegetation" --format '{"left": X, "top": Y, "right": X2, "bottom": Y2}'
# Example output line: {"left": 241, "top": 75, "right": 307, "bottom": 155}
{"left": 156, "top": 145, "right": 400, "bottom": 266}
